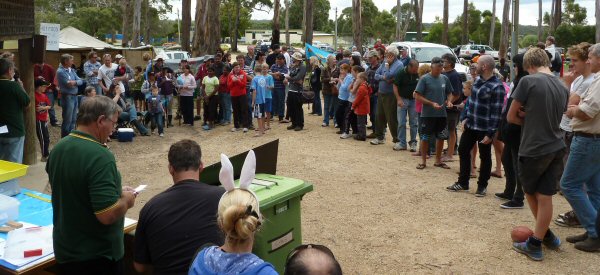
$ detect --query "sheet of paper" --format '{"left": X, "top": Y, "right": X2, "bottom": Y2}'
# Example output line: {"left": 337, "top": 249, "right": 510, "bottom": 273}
{"left": 0, "top": 125, "right": 8, "bottom": 134}
{"left": 3, "top": 225, "right": 54, "bottom": 267}
{"left": 134, "top": 185, "right": 147, "bottom": 193}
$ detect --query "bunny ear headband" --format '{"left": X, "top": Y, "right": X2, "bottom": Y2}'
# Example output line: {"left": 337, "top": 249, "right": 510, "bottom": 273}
{"left": 219, "top": 150, "right": 260, "bottom": 211}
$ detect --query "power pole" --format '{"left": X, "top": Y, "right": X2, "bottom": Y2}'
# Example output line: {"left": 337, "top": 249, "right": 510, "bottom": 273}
{"left": 396, "top": 0, "right": 402, "bottom": 41}
{"left": 510, "top": 0, "right": 519, "bottom": 82}
{"left": 334, "top": 7, "right": 338, "bottom": 50}
{"left": 177, "top": 8, "right": 181, "bottom": 44}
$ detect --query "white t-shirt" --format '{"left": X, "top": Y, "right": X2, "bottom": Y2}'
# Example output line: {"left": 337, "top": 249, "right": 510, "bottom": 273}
{"left": 97, "top": 63, "right": 124, "bottom": 91}
{"left": 559, "top": 74, "right": 594, "bottom": 132}
{"left": 283, "top": 52, "right": 291, "bottom": 68}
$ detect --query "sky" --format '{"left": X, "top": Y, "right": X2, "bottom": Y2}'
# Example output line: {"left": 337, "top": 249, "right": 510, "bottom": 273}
{"left": 167, "top": 0, "right": 597, "bottom": 27}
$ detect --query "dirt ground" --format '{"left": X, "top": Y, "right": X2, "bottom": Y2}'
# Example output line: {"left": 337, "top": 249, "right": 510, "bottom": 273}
{"left": 26, "top": 103, "right": 599, "bottom": 274}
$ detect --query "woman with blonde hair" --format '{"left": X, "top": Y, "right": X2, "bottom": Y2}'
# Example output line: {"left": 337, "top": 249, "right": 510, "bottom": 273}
{"left": 309, "top": 56, "right": 322, "bottom": 116}
{"left": 189, "top": 151, "right": 277, "bottom": 275}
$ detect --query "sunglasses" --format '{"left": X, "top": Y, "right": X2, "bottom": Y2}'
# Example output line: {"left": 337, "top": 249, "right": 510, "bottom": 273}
{"left": 285, "top": 244, "right": 336, "bottom": 264}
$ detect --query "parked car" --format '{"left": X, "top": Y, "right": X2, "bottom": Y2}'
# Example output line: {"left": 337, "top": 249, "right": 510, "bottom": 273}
{"left": 155, "top": 50, "right": 191, "bottom": 62}
{"left": 259, "top": 41, "right": 271, "bottom": 53}
{"left": 390, "top": 41, "right": 469, "bottom": 81}
{"left": 459, "top": 44, "right": 499, "bottom": 60}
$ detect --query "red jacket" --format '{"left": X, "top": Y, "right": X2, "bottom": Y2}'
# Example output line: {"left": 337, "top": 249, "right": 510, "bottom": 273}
{"left": 352, "top": 82, "right": 371, "bottom": 115}
{"left": 35, "top": 92, "right": 50, "bottom": 121}
{"left": 227, "top": 71, "right": 248, "bottom": 97}
{"left": 352, "top": 82, "right": 371, "bottom": 116}
{"left": 195, "top": 63, "right": 208, "bottom": 81}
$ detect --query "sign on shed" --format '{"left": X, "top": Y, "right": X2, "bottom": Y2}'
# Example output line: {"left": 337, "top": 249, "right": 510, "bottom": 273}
{"left": 40, "top": 23, "right": 60, "bottom": 51}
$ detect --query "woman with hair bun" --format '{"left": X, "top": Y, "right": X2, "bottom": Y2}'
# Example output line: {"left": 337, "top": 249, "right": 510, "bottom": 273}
{"left": 189, "top": 151, "right": 277, "bottom": 275}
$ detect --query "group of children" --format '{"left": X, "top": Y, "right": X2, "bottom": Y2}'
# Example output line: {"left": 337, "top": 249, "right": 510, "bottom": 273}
{"left": 333, "top": 63, "right": 373, "bottom": 141}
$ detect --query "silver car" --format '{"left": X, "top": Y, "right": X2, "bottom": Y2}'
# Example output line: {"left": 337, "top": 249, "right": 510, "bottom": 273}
{"left": 390, "top": 41, "right": 469, "bottom": 82}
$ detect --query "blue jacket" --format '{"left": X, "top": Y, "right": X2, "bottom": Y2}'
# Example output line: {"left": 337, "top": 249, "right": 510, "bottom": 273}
{"left": 57, "top": 65, "right": 83, "bottom": 95}
{"left": 188, "top": 246, "right": 278, "bottom": 275}
{"left": 375, "top": 59, "right": 403, "bottom": 94}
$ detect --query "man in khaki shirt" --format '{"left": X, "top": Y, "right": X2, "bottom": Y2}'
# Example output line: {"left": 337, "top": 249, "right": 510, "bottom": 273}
{"left": 560, "top": 43, "right": 600, "bottom": 253}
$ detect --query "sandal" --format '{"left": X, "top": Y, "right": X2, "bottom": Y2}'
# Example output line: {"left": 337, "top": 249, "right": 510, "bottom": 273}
{"left": 253, "top": 133, "right": 263, "bottom": 137}
{"left": 441, "top": 156, "right": 455, "bottom": 162}
{"left": 416, "top": 163, "right": 426, "bottom": 170}
{"left": 491, "top": 172, "right": 503, "bottom": 178}
{"left": 434, "top": 162, "right": 451, "bottom": 169}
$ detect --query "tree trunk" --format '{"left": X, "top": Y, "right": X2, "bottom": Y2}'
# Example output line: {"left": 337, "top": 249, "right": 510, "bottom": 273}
{"left": 462, "top": 0, "right": 468, "bottom": 44}
{"left": 272, "top": 0, "right": 281, "bottom": 46}
{"left": 122, "top": 0, "right": 132, "bottom": 47}
{"left": 352, "top": 0, "right": 362, "bottom": 53}
{"left": 400, "top": 3, "right": 412, "bottom": 41}
{"left": 396, "top": 0, "right": 402, "bottom": 41}
{"left": 596, "top": 0, "right": 600, "bottom": 43}
{"left": 232, "top": 0, "right": 240, "bottom": 52}
{"left": 304, "top": 0, "right": 314, "bottom": 45}
{"left": 132, "top": 0, "right": 142, "bottom": 47}
{"left": 204, "top": 0, "right": 221, "bottom": 54}
{"left": 489, "top": 0, "right": 496, "bottom": 47}
{"left": 499, "top": 0, "right": 510, "bottom": 59}
{"left": 538, "top": 0, "right": 543, "bottom": 42}
{"left": 192, "top": 0, "right": 207, "bottom": 56}
{"left": 181, "top": 0, "right": 191, "bottom": 52}
{"left": 285, "top": 0, "right": 291, "bottom": 46}
{"left": 144, "top": 0, "right": 150, "bottom": 44}
{"left": 442, "top": 0, "right": 448, "bottom": 45}
{"left": 414, "top": 0, "right": 424, "bottom": 41}
{"left": 553, "top": 0, "right": 561, "bottom": 33}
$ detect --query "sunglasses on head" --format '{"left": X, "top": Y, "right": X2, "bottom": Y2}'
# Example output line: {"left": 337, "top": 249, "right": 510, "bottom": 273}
{"left": 285, "top": 244, "right": 336, "bottom": 263}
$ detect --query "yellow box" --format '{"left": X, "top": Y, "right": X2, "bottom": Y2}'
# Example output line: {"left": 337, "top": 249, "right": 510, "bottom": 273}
{"left": 0, "top": 160, "right": 28, "bottom": 183}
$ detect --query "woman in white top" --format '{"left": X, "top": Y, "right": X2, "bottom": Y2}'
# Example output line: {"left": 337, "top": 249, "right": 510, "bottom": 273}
{"left": 176, "top": 65, "right": 197, "bottom": 125}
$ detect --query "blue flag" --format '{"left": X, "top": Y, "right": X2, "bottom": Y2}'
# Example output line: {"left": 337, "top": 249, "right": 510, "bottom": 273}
{"left": 305, "top": 43, "right": 332, "bottom": 66}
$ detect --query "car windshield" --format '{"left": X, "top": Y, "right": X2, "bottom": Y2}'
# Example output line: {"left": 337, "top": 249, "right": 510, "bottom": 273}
{"left": 411, "top": 47, "right": 454, "bottom": 63}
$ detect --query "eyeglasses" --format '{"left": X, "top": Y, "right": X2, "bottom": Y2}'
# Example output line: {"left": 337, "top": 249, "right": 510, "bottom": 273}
{"left": 104, "top": 116, "right": 118, "bottom": 125}
{"left": 285, "top": 244, "right": 336, "bottom": 264}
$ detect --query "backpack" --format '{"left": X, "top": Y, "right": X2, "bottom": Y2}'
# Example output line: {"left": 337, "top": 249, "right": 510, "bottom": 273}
{"left": 551, "top": 50, "right": 562, "bottom": 73}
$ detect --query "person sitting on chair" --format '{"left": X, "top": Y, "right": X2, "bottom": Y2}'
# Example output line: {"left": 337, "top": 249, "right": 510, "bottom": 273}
{"left": 106, "top": 84, "right": 149, "bottom": 136}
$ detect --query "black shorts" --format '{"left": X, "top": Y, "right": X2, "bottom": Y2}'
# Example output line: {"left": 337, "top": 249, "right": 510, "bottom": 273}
{"left": 132, "top": 90, "right": 145, "bottom": 101}
{"left": 446, "top": 111, "right": 460, "bottom": 131}
{"left": 518, "top": 148, "right": 566, "bottom": 196}
{"left": 419, "top": 117, "right": 448, "bottom": 141}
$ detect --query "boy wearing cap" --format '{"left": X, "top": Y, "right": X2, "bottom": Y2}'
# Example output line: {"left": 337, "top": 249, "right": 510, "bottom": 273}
{"left": 34, "top": 79, "right": 52, "bottom": 162}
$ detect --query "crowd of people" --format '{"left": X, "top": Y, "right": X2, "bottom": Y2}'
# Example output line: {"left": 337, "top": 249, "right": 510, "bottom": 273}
{"left": 1, "top": 32, "right": 600, "bottom": 274}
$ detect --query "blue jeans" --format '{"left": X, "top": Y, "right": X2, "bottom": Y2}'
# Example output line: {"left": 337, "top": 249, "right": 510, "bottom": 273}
{"left": 312, "top": 88, "right": 322, "bottom": 115}
{"left": 322, "top": 94, "right": 335, "bottom": 125}
{"left": 45, "top": 91, "right": 57, "bottom": 125}
{"left": 397, "top": 98, "right": 418, "bottom": 148}
{"left": 331, "top": 96, "right": 340, "bottom": 125}
{"left": 92, "top": 83, "right": 103, "bottom": 96}
{"left": 0, "top": 136, "right": 24, "bottom": 195}
{"left": 149, "top": 112, "right": 164, "bottom": 134}
{"left": 560, "top": 136, "right": 600, "bottom": 238}
{"left": 61, "top": 94, "right": 79, "bottom": 137}
{"left": 273, "top": 87, "right": 286, "bottom": 119}
{"left": 370, "top": 95, "right": 378, "bottom": 129}
{"left": 220, "top": 93, "right": 232, "bottom": 123}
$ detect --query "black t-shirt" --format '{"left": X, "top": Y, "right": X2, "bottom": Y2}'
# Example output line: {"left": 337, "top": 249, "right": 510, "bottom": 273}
{"left": 134, "top": 180, "right": 225, "bottom": 274}
{"left": 266, "top": 53, "right": 278, "bottom": 67}
{"left": 442, "top": 69, "right": 464, "bottom": 111}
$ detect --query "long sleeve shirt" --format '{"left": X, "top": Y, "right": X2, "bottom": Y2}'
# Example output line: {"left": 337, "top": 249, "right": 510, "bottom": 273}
{"left": 83, "top": 61, "right": 101, "bottom": 85}
{"left": 465, "top": 75, "right": 505, "bottom": 137}
{"left": 227, "top": 71, "right": 248, "bottom": 97}
{"left": 375, "top": 59, "right": 403, "bottom": 94}
{"left": 56, "top": 66, "right": 83, "bottom": 95}
{"left": 287, "top": 64, "right": 306, "bottom": 92}
{"left": 338, "top": 74, "right": 354, "bottom": 101}
{"left": 177, "top": 74, "right": 197, "bottom": 97}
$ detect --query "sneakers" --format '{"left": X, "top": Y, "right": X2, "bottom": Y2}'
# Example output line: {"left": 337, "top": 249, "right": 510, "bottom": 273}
{"left": 294, "top": 126, "right": 303, "bottom": 131}
{"left": 554, "top": 210, "right": 582, "bottom": 228}
{"left": 475, "top": 187, "right": 487, "bottom": 197}
{"left": 574, "top": 237, "right": 600, "bottom": 252}
{"left": 566, "top": 232, "right": 588, "bottom": 244}
{"left": 243, "top": 128, "right": 249, "bottom": 133}
{"left": 40, "top": 156, "right": 48, "bottom": 162}
{"left": 500, "top": 200, "right": 524, "bottom": 209}
{"left": 513, "top": 240, "right": 543, "bottom": 261}
{"left": 370, "top": 139, "right": 385, "bottom": 145}
{"left": 159, "top": 133, "right": 164, "bottom": 137}
{"left": 202, "top": 125, "right": 211, "bottom": 130}
{"left": 542, "top": 234, "right": 562, "bottom": 250}
{"left": 446, "top": 183, "right": 469, "bottom": 192}
{"left": 366, "top": 132, "right": 377, "bottom": 139}
{"left": 409, "top": 143, "right": 417, "bottom": 152}
{"left": 494, "top": 193, "right": 512, "bottom": 201}
{"left": 287, "top": 125, "right": 295, "bottom": 130}
{"left": 340, "top": 133, "right": 352, "bottom": 139}
{"left": 322, "top": 123, "right": 328, "bottom": 127}
{"left": 231, "top": 128, "right": 239, "bottom": 132}
{"left": 393, "top": 143, "right": 407, "bottom": 151}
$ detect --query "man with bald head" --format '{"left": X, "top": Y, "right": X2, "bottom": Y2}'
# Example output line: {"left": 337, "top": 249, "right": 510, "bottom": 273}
{"left": 447, "top": 55, "right": 505, "bottom": 197}
{"left": 284, "top": 244, "right": 342, "bottom": 275}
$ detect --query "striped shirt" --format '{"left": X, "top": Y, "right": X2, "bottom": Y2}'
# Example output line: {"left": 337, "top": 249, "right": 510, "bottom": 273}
{"left": 270, "top": 64, "right": 288, "bottom": 90}
{"left": 465, "top": 75, "right": 505, "bottom": 137}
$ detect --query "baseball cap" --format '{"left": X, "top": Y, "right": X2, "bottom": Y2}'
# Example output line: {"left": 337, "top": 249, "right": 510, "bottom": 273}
{"left": 367, "top": 51, "right": 379, "bottom": 58}
{"left": 35, "top": 78, "right": 50, "bottom": 88}
{"left": 115, "top": 54, "right": 123, "bottom": 59}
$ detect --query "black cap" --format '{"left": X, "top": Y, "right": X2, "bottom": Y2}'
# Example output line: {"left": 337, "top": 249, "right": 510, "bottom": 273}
{"left": 431, "top": 57, "right": 443, "bottom": 65}
{"left": 35, "top": 78, "right": 50, "bottom": 88}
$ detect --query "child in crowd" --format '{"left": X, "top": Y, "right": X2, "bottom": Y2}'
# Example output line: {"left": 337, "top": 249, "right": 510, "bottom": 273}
{"left": 352, "top": 72, "right": 371, "bottom": 141}
{"left": 262, "top": 64, "right": 275, "bottom": 130}
{"left": 131, "top": 65, "right": 145, "bottom": 111}
{"left": 458, "top": 80, "right": 477, "bottom": 178}
{"left": 342, "top": 65, "right": 364, "bottom": 139}
{"left": 141, "top": 71, "right": 159, "bottom": 109}
{"left": 336, "top": 64, "right": 353, "bottom": 138}
{"left": 228, "top": 62, "right": 249, "bottom": 132}
{"left": 219, "top": 66, "right": 232, "bottom": 125}
{"left": 251, "top": 64, "right": 269, "bottom": 137}
{"left": 34, "top": 79, "right": 51, "bottom": 162}
{"left": 80, "top": 85, "right": 97, "bottom": 106}
{"left": 202, "top": 67, "right": 220, "bottom": 130}
{"left": 146, "top": 85, "right": 165, "bottom": 137}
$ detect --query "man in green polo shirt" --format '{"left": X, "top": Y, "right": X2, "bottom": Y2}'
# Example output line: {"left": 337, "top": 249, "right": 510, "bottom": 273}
{"left": 393, "top": 59, "right": 420, "bottom": 152}
{"left": 46, "top": 96, "right": 136, "bottom": 274}
{"left": 0, "top": 57, "right": 30, "bottom": 196}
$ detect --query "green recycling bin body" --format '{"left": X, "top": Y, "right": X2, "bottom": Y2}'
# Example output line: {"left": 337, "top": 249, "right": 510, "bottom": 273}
{"left": 234, "top": 173, "right": 313, "bottom": 273}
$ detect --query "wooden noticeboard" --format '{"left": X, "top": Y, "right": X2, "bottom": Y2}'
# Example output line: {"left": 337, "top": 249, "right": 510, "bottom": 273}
{"left": 0, "top": 1, "right": 35, "bottom": 41}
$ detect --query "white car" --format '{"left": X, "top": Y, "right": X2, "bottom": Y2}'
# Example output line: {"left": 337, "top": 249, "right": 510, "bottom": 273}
{"left": 459, "top": 44, "right": 499, "bottom": 60}
{"left": 390, "top": 41, "right": 469, "bottom": 82}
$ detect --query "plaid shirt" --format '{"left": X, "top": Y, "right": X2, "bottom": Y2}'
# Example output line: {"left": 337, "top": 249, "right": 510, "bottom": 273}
{"left": 83, "top": 61, "right": 101, "bottom": 85}
{"left": 465, "top": 75, "right": 505, "bottom": 137}
{"left": 270, "top": 63, "right": 288, "bottom": 90}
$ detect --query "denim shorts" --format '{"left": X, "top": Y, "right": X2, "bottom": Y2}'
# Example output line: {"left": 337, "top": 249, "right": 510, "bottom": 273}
{"left": 518, "top": 148, "right": 566, "bottom": 196}
{"left": 265, "top": 98, "right": 273, "bottom": 113}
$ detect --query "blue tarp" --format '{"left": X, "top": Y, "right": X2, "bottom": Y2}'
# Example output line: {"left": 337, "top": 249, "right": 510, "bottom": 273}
{"left": 305, "top": 43, "right": 332, "bottom": 65}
